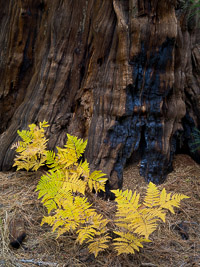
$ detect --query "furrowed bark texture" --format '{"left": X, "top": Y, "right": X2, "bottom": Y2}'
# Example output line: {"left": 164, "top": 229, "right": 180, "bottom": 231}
{"left": 0, "top": 0, "right": 199, "bottom": 188}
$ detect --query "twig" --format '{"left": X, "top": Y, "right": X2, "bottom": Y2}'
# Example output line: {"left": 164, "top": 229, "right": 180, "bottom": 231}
{"left": 19, "top": 259, "right": 58, "bottom": 266}
{"left": 141, "top": 263, "right": 157, "bottom": 267}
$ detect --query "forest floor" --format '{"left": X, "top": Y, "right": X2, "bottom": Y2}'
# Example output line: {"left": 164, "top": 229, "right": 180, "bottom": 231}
{"left": 0, "top": 154, "right": 199, "bottom": 267}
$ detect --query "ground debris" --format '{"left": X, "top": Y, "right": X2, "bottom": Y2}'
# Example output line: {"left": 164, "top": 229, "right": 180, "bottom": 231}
{"left": 19, "top": 258, "right": 58, "bottom": 266}
{"left": 0, "top": 154, "right": 199, "bottom": 266}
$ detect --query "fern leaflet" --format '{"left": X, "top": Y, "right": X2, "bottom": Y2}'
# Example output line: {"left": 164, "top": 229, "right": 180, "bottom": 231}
{"left": 113, "top": 231, "right": 150, "bottom": 255}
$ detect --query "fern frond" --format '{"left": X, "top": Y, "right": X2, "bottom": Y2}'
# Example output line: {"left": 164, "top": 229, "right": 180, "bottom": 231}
{"left": 159, "top": 189, "right": 189, "bottom": 213}
{"left": 53, "top": 212, "right": 79, "bottom": 234}
{"left": 129, "top": 213, "right": 158, "bottom": 238}
{"left": 13, "top": 122, "right": 48, "bottom": 171}
{"left": 51, "top": 201, "right": 84, "bottom": 234}
{"left": 58, "top": 197, "right": 92, "bottom": 226}
{"left": 76, "top": 226, "right": 97, "bottom": 244}
{"left": 113, "top": 189, "right": 140, "bottom": 205}
{"left": 112, "top": 189, "right": 141, "bottom": 217}
{"left": 87, "top": 234, "right": 111, "bottom": 257}
{"left": 53, "top": 189, "right": 74, "bottom": 209}
{"left": 41, "top": 215, "right": 55, "bottom": 226}
{"left": 73, "top": 196, "right": 93, "bottom": 215}
{"left": 51, "top": 135, "right": 86, "bottom": 170}
{"left": 36, "top": 170, "right": 63, "bottom": 196}
{"left": 76, "top": 160, "right": 90, "bottom": 178}
{"left": 57, "top": 227, "right": 73, "bottom": 237}
{"left": 28, "top": 123, "right": 37, "bottom": 132}
{"left": 55, "top": 222, "right": 79, "bottom": 237}
{"left": 87, "top": 170, "right": 108, "bottom": 193}
{"left": 13, "top": 157, "right": 33, "bottom": 171}
{"left": 36, "top": 170, "right": 65, "bottom": 213}
{"left": 144, "top": 182, "right": 160, "bottom": 207}
{"left": 140, "top": 206, "right": 166, "bottom": 222}
{"left": 55, "top": 146, "right": 78, "bottom": 168}
{"left": 42, "top": 199, "right": 58, "bottom": 213}
{"left": 17, "top": 129, "right": 34, "bottom": 144}
{"left": 65, "top": 134, "right": 87, "bottom": 159}
{"left": 113, "top": 189, "right": 160, "bottom": 238}
{"left": 39, "top": 120, "right": 49, "bottom": 128}
{"left": 46, "top": 150, "right": 56, "bottom": 166}
{"left": 113, "top": 231, "right": 150, "bottom": 255}
{"left": 51, "top": 206, "right": 80, "bottom": 234}
{"left": 43, "top": 196, "right": 96, "bottom": 238}
{"left": 62, "top": 172, "right": 86, "bottom": 195}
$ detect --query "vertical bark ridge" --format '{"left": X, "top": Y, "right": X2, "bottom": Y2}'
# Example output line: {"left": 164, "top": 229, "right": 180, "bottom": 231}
{"left": 0, "top": 0, "right": 199, "bottom": 189}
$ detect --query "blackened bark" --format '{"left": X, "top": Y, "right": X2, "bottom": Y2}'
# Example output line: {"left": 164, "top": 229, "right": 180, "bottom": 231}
{"left": 0, "top": 0, "right": 199, "bottom": 188}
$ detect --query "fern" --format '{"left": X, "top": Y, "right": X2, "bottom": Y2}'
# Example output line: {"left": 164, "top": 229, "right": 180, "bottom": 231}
{"left": 12, "top": 120, "right": 49, "bottom": 171}
{"left": 13, "top": 122, "right": 189, "bottom": 258}
{"left": 111, "top": 182, "right": 189, "bottom": 254}
{"left": 76, "top": 226, "right": 97, "bottom": 245}
{"left": 34, "top": 130, "right": 109, "bottom": 256}
{"left": 113, "top": 231, "right": 150, "bottom": 255}
{"left": 144, "top": 182, "right": 160, "bottom": 207}
{"left": 159, "top": 188, "right": 189, "bottom": 213}
{"left": 87, "top": 170, "right": 108, "bottom": 193}
{"left": 65, "top": 133, "right": 87, "bottom": 159}
{"left": 36, "top": 170, "right": 67, "bottom": 213}
{"left": 87, "top": 234, "right": 111, "bottom": 257}
{"left": 113, "top": 189, "right": 158, "bottom": 239}
{"left": 46, "top": 150, "right": 56, "bottom": 166}
{"left": 47, "top": 134, "right": 87, "bottom": 171}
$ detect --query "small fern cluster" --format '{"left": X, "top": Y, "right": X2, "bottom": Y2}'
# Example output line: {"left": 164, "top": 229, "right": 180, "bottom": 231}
{"left": 12, "top": 121, "right": 49, "bottom": 171}
{"left": 112, "top": 185, "right": 188, "bottom": 255}
{"left": 12, "top": 122, "right": 189, "bottom": 257}
{"left": 36, "top": 133, "right": 109, "bottom": 257}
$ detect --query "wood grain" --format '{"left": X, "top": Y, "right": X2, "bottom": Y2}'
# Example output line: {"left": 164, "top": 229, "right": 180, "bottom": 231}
{"left": 0, "top": 0, "right": 199, "bottom": 189}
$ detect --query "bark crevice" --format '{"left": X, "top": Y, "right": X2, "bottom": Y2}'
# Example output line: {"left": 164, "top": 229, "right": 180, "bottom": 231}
{"left": 0, "top": 0, "right": 199, "bottom": 188}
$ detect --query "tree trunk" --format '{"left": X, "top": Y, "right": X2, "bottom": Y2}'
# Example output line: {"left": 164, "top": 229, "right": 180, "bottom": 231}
{"left": 0, "top": 0, "right": 199, "bottom": 189}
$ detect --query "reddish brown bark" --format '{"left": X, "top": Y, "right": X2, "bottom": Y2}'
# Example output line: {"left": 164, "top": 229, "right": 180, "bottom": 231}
{"left": 0, "top": 0, "right": 199, "bottom": 189}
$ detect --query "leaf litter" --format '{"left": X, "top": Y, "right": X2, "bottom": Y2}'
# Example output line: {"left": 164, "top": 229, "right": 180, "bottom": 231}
{"left": 0, "top": 154, "right": 199, "bottom": 266}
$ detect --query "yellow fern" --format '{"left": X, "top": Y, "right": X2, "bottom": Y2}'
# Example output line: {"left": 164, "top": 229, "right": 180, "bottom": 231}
{"left": 43, "top": 196, "right": 92, "bottom": 236}
{"left": 47, "top": 134, "right": 87, "bottom": 170}
{"left": 144, "top": 182, "right": 160, "bottom": 207}
{"left": 36, "top": 170, "right": 65, "bottom": 213}
{"left": 128, "top": 211, "right": 159, "bottom": 238}
{"left": 41, "top": 215, "right": 55, "bottom": 226}
{"left": 111, "top": 182, "right": 189, "bottom": 254}
{"left": 62, "top": 172, "right": 86, "bottom": 195}
{"left": 113, "top": 231, "right": 150, "bottom": 255}
{"left": 112, "top": 189, "right": 158, "bottom": 239}
{"left": 159, "top": 188, "right": 189, "bottom": 213}
{"left": 87, "top": 170, "right": 108, "bottom": 193}
{"left": 13, "top": 122, "right": 189, "bottom": 258}
{"left": 12, "top": 120, "right": 49, "bottom": 171}
{"left": 87, "top": 235, "right": 111, "bottom": 257}
{"left": 76, "top": 160, "right": 90, "bottom": 178}
{"left": 76, "top": 207, "right": 110, "bottom": 247}
{"left": 65, "top": 133, "right": 87, "bottom": 159}
{"left": 76, "top": 226, "right": 97, "bottom": 245}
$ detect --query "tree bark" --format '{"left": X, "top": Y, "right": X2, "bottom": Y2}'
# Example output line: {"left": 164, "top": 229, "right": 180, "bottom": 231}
{"left": 0, "top": 0, "right": 199, "bottom": 188}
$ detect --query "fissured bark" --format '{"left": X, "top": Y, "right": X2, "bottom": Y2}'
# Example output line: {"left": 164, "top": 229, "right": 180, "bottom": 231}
{"left": 0, "top": 0, "right": 199, "bottom": 188}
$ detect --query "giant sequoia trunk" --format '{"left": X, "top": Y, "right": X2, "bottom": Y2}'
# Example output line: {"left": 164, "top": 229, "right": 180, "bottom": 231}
{"left": 0, "top": 0, "right": 199, "bottom": 189}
